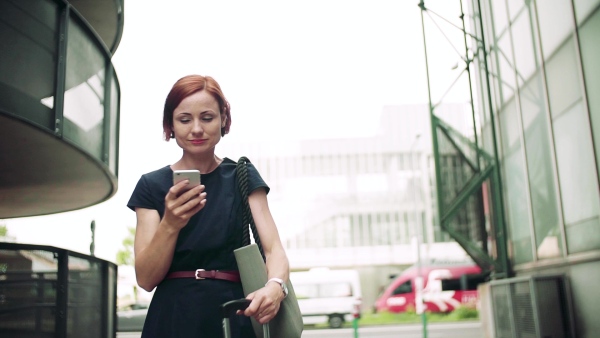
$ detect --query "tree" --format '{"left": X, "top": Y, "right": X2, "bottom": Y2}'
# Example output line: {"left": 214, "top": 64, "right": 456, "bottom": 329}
{"left": 116, "top": 226, "right": 135, "bottom": 265}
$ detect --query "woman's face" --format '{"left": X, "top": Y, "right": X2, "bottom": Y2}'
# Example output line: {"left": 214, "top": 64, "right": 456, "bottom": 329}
{"left": 172, "top": 90, "right": 225, "bottom": 155}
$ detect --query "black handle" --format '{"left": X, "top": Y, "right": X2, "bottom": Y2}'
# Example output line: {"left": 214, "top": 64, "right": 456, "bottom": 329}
{"left": 221, "top": 298, "right": 251, "bottom": 318}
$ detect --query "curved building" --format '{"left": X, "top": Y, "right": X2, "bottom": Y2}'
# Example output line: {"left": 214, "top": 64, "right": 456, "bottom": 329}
{"left": 0, "top": 0, "right": 123, "bottom": 218}
{"left": 0, "top": 1, "right": 123, "bottom": 337}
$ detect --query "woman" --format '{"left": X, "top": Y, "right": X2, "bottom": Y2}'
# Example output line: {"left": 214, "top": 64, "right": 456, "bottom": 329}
{"left": 127, "top": 75, "right": 290, "bottom": 337}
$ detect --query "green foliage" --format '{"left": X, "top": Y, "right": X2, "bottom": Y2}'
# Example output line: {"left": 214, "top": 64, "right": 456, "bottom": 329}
{"left": 116, "top": 227, "right": 136, "bottom": 265}
{"left": 0, "top": 223, "right": 7, "bottom": 237}
{"left": 446, "top": 305, "right": 479, "bottom": 320}
{"left": 311, "top": 308, "right": 480, "bottom": 329}
{"left": 360, "top": 310, "right": 423, "bottom": 325}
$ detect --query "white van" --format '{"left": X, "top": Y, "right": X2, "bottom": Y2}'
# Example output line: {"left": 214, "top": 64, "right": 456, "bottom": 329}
{"left": 290, "top": 267, "right": 362, "bottom": 328}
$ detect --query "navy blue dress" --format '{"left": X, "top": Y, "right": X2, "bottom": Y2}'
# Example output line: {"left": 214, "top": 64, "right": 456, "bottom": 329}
{"left": 127, "top": 158, "right": 268, "bottom": 338}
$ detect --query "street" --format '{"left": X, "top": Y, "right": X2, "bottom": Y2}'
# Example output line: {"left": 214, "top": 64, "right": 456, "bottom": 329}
{"left": 117, "top": 321, "right": 482, "bottom": 338}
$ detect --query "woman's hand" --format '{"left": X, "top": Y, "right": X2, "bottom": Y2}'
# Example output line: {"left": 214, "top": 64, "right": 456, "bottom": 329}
{"left": 243, "top": 282, "right": 285, "bottom": 324}
{"left": 162, "top": 180, "right": 206, "bottom": 231}
{"left": 133, "top": 181, "right": 205, "bottom": 292}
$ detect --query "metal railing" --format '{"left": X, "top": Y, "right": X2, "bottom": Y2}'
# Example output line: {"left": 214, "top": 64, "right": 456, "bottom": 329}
{"left": 0, "top": 243, "right": 117, "bottom": 338}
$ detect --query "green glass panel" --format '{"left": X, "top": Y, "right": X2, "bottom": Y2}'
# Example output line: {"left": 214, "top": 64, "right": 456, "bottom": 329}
{"left": 64, "top": 17, "right": 106, "bottom": 160}
{"left": 566, "top": 217, "right": 600, "bottom": 253}
{"left": 536, "top": 0, "right": 575, "bottom": 59}
{"left": 574, "top": 0, "right": 600, "bottom": 24}
{"left": 545, "top": 38, "right": 583, "bottom": 117}
{"left": 520, "top": 74, "right": 562, "bottom": 259}
{"left": 553, "top": 102, "right": 600, "bottom": 226}
{"left": 498, "top": 99, "right": 533, "bottom": 264}
{"left": 579, "top": 8, "right": 600, "bottom": 183}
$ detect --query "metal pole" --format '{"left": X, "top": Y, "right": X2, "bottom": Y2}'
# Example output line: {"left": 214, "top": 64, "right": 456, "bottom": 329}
{"left": 352, "top": 299, "right": 360, "bottom": 337}
{"left": 411, "top": 134, "right": 428, "bottom": 338}
{"left": 90, "top": 220, "right": 96, "bottom": 256}
{"left": 474, "top": 0, "right": 510, "bottom": 278}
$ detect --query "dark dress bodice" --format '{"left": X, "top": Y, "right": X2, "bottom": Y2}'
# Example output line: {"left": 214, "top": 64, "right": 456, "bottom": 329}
{"left": 127, "top": 158, "right": 267, "bottom": 337}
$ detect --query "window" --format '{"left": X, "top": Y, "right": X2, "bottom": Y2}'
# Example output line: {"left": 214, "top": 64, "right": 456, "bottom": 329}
{"left": 536, "top": 0, "right": 575, "bottom": 58}
{"left": 64, "top": 17, "right": 106, "bottom": 160}
{"left": 499, "top": 99, "right": 533, "bottom": 264}
{"left": 294, "top": 282, "right": 353, "bottom": 299}
{"left": 553, "top": 102, "right": 600, "bottom": 253}
{"left": 392, "top": 280, "right": 413, "bottom": 295}
{"left": 578, "top": 7, "right": 600, "bottom": 180}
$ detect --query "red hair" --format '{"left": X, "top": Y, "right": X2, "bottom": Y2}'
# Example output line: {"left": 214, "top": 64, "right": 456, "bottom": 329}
{"left": 162, "top": 75, "right": 232, "bottom": 141}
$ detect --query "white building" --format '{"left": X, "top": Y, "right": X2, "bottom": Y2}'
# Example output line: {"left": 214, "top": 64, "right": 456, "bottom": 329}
{"left": 220, "top": 103, "right": 476, "bottom": 308}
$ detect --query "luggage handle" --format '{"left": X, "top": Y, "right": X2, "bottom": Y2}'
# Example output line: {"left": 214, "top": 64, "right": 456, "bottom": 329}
{"left": 221, "top": 298, "right": 251, "bottom": 317}
{"left": 221, "top": 298, "right": 270, "bottom": 338}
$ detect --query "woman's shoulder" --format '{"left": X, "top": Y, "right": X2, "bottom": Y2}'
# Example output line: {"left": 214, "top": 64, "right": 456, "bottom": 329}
{"left": 221, "top": 157, "right": 237, "bottom": 167}
{"left": 221, "top": 157, "right": 269, "bottom": 193}
{"left": 219, "top": 157, "right": 262, "bottom": 175}
{"left": 139, "top": 165, "right": 172, "bottom": 183}
{"left": 221, "top": 157, "right": 259, "bottom": 169}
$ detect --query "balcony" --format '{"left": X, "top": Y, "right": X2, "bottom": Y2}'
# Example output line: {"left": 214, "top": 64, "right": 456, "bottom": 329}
{"left": 0, "top": 0, "right": 124, "bottom": 218}
{"left": 0, "top": 242, "right": 118, "bottom": 338}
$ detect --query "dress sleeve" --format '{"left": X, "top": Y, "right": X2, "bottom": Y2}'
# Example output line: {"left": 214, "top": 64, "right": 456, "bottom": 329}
{"left": 127, "top": 175, "right": 157, "bottom": 211}
{"left": 247, "top": 162, "right": 270, "bottom": 195}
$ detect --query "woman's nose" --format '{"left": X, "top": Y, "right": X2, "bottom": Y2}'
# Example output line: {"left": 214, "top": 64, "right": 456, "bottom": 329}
{"left": 191, "top": 119, "right": 203, "bottom": 133}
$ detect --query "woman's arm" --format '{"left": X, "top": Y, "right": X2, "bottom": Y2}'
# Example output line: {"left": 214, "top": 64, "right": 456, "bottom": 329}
{"left": 134, "top": 181, "right": 206, "bottom": 291}
{"left": 243, "top": 187, "right": 290, "bottom": 324}
{"left": 133, "top": 207, "right": 178, "bottom": 291}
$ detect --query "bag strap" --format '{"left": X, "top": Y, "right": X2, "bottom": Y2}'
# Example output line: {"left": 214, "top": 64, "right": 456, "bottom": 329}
{"left": 236, "top": 156, "right": 266, "bottom": 262}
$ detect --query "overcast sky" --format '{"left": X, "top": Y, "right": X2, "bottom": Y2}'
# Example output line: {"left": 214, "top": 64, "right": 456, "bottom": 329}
{"left": 4, "top": 0, "right": 467, "bottom": 263}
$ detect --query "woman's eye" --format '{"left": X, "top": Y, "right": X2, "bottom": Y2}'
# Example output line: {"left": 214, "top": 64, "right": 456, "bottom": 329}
{"left": 180, "top": 118, "right": 191, "bottom": 123}
{"left": 202, "top": 117, "right": 214, "bottom": 122}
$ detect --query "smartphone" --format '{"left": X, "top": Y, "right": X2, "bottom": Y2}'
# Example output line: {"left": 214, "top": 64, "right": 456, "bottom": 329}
{"left": 173, "top": 169, "right": 201, "bottom": 192}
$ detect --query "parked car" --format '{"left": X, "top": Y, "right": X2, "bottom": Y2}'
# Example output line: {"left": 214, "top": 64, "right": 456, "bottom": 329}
{"left": 117, "top": 302, "right": 149, "bottom": 332}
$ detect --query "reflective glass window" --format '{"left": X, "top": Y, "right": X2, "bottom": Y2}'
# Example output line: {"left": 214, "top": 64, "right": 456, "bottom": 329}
{"left": 566, "top": 218, "right": 600, "bottom": 254}
{"left": 574, "top": 0, "right": 600, "bottom": 24}
{"left": 520, "top": 74, "right": 562, "bottom": 259}
{"left": 0, "top": 0, "right": 59, "bottom": 130}
{"left": 506, "top": 0, "right": 525, "bottom": 22}
{"left": 478, "top": 0, "right": 494, "bottom": 55}
{"left": 510, "top": 3, "right": 540, "bottom": 86}
{"left": 338, "top": 216, "right": 352, "bottom": 247}
{"left": 553, "top": 102, "right": 599, "bottom": 227}
{"left": 486, "top": 0, "right": 516, "bottom": 105}
{"left": 473, "top": 62, "right": 489, "bottom": 132}
{"left": 393, "top": 280, "right": 413, "bottom": 295}
{"left": 499, "top": 99, "right": 533, "bottom": 264}
{"left": 64, "top": 17, "right": 107, "bottom": 160}
{"left": 497, "top": 32, "right": 517, "bottom": 103}
{"left": 545, "top": 38, "right": 584, "bottom": 117}
{"left": 481, "top": 117, "right": 495, "bottom": 156}
{"left": 535, "top": 0, "right": 575, "bottom": 58}
{"left": 491, "top": 0, "right": 510, "bottom": 34}
{"left": 578, "top": 7, "right": 600, "bottom": 179}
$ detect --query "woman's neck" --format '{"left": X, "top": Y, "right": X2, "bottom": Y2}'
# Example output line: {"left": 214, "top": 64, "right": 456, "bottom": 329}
{"left": 172, "top": 154, "right": 223, "bottom": 174}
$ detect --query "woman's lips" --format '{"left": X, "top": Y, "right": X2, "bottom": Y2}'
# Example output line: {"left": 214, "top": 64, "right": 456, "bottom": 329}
{"left": 191, "top": 139, "right": 206, "bottom": 145}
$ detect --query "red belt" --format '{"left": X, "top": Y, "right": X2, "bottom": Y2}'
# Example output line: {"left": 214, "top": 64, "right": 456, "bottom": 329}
{"left": 165, "top": 269, "right": 241, "bottom": 283}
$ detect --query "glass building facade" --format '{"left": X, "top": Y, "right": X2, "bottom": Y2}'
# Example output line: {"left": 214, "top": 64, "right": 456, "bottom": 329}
{"left": 476, "top": 0, "right": 600, "bottom": 265}
{"left": 0, "top": 1, "right": 122, "bottom": 336}
{"left": 422, "top": 0, "right": 599, "bottom": 336}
